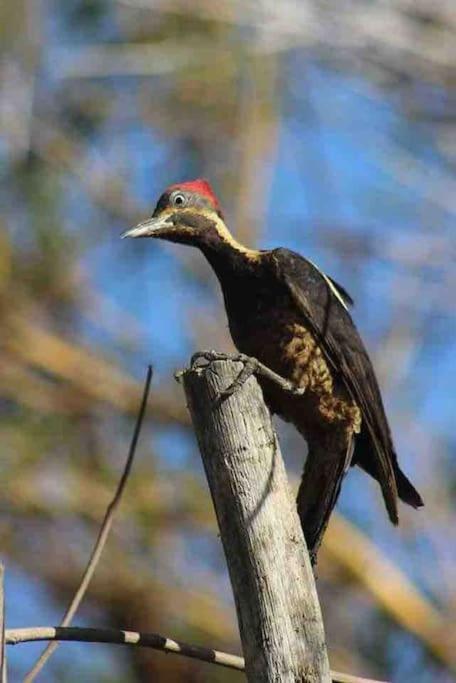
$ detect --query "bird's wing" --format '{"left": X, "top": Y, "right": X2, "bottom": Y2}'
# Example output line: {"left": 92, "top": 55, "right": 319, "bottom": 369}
{"left": 306, "top": 258, "right": 354, "bottom": 309}
{"left": 271, "top": 247, "right": 399, "bottom": 523}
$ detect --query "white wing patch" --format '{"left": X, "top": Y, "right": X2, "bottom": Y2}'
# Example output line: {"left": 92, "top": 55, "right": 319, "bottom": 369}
{"left": 308, "top": 259, "right": 349, "bottom": 311}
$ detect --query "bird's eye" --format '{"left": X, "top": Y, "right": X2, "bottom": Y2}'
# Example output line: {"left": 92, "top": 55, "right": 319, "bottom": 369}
{"left": 172, "top": 193, "right": 186, "bottom": 207}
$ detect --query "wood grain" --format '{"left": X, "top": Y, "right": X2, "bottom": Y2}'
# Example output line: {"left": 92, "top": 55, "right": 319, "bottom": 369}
{"left": 183, "top": 359, "right": 331, "bottom": 683}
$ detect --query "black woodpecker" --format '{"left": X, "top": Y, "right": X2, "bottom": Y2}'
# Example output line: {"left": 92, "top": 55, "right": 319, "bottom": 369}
{"left": 123, "top": 178, "right": 423, "bottom": 562}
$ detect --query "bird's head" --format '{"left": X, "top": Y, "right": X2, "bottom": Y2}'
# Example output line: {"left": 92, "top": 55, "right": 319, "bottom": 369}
{"left": 122, "top": 179, "right": 226, "bottom": 247}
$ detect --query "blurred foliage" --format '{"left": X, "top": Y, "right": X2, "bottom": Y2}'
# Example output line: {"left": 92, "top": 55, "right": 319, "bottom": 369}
{"left": 0, "top": 0, "right": 455, "bottom": 681}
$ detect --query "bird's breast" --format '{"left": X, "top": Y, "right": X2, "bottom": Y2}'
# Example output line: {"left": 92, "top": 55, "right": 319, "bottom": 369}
{"left": 232, "top": 313, "right": 333, "bottom": 397}
{"left": 222, "top": 280, "right": 329, "bottom": 392}
{"left": 221, "top": 276, "right": 360, "bottom": 434}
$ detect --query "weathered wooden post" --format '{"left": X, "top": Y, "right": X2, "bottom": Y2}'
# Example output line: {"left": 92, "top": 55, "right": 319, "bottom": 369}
{"left": 183, "top": 359, "right": 331, "bottom": 683}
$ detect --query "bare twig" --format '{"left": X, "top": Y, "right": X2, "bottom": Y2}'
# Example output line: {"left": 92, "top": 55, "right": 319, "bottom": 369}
{"left": 0, "top": 565, "right": 6, "bottom": 683}
{"left": 7, "top": 626, "right": 388, "bottom": 683}
{"left": 23, "top": 366, "right": 153, "bottom": 683}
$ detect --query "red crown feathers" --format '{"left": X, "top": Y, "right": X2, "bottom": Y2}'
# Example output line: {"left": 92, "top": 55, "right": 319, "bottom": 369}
{"left": 166, "top": 178, "right": 222, "bottom": 213}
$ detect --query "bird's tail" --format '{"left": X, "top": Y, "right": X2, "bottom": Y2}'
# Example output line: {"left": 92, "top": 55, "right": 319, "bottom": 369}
{"left": 394, "top": 461, "right": 424, "bottom": 509}
{"left": 296, "top": 434, "right": 354, "bottom": 565}
{"left": 353, "top": 430, "right": 424, "bottom": 514}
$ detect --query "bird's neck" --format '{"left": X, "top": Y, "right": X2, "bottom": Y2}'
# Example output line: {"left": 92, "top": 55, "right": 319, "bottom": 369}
{"left": 200, "top": 217, "right": 262, "bottom": 280}
{"left": 202, "top": 237, "right": 262, "bottom": 283}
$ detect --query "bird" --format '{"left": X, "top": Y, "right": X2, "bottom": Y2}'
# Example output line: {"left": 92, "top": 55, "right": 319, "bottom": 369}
{"left": 123, "top": 178, "right": 423, "bottom": 563}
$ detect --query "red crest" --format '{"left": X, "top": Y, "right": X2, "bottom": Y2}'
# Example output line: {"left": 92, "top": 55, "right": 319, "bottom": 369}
{"left": 166, "top": 178, "right": 222, "bottom": 213}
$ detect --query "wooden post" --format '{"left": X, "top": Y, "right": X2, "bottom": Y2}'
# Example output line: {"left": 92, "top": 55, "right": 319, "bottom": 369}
{"left": 183, "top": 359, "right": 331, "bottom": 683}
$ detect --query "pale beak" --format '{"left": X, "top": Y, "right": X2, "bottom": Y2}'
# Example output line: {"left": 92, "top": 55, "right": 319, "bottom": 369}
{"left": 121, "top": 215, "right": 173, "bottom": 239}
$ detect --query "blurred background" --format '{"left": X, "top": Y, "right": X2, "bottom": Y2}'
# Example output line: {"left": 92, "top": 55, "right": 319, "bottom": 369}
{"left": 0, "top": 0, "right": 455, "bottom": 681}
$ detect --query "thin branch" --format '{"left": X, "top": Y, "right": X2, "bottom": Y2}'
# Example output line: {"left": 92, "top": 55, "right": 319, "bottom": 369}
{"left": 7, "top": 626, "right": 388, "bottom": 683}
{"left": 0, "top": 565, "right": 6, "bottom": 683}
{"left": 23, "top": 366, "right": 153, "bottom": 683}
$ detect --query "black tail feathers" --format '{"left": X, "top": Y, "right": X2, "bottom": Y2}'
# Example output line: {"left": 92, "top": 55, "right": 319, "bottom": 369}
{"left": 394, "top": 463, "right": 424, "bottom": 509}
{"left": 353, "top": 433, "right": 423, "bottom": 515}
{"left": 297, "top": 438, "right": 353, "bottom": 564}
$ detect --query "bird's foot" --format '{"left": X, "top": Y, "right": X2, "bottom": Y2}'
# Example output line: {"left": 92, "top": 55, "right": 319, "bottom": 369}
{"left": 190, "top": 350, "right": 246, "bottom": 370}
{"left": 190, "top": 350, "right": 306, "bottom": 401}
{"left": 190, "top": 351, "right": 255, "bottom": 401}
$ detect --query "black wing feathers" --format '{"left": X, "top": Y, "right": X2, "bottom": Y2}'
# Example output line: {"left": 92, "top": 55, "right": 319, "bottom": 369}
{"left": 271, "top": 247, "right": 413, "bottom": 523}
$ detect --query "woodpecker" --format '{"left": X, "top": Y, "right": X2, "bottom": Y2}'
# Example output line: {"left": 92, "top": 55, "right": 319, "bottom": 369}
{"left": 123, "top": 178, "right": 423, "bottom": 562}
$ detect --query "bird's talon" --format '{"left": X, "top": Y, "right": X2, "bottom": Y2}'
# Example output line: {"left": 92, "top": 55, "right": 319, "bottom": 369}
{"left": 190, "top": 350, "right": 216, "bottom": 370}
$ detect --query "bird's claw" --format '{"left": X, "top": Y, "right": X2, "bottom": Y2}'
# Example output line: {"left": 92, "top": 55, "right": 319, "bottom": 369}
{"left": 190, "top": 351, "right": 256, "bottom": 402}
{"left": 190, "top": 350, "right": 231, "bottom": 370}
{"left": 216, "top": 357, "right": 258, "bottom": 403}
{"left": 189, "top": 350, "right": 305, "bottom": 401}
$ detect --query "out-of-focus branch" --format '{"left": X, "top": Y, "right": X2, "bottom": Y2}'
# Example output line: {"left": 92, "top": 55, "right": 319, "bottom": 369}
{"left": 0, "top": 0, "right": 41, "bottom": 162}
{"left": 2, "top": 464, "right": 212, "bottom": 531}
{"left": 232, "top": 52, "right": 279, "bottom": 245}
{"left": 0, "top": 61, "right": 35, "bottom": 162}
{"left": 7, "top": 626, "right": 389, "bottom": 683}
{"left": 5, "top": 528, "right": 235, "bottom": 643}
{"left": 49, "top": 40, "right": 216, "bottom": 79}
{"left": 31, "top": 118, "right": 139, "bottom": 221}
{"left": 361, "top": 132, "right": 456, "bottom": 216}
{"left": 115, "top": 0, "right": 456, "bottom": 83}
{"left": 323, "top": 515, "right": 456, "bottom": 668}
{"left": 0, "top": 354, "right": 83, "bottom": 414}
{"left": 24, "top": 366, "right": 153, "bottom": 682}
{"left": 3, "top": 312, "right": 188, "bottom": 424}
